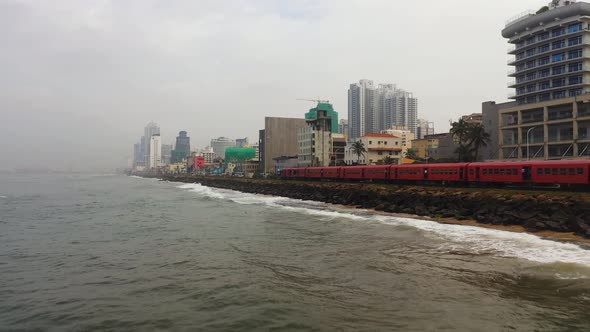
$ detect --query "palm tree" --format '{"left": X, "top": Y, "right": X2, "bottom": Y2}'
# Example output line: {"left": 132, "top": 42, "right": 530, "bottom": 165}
{"left": 350, "top": 140, "right": 367, "bottom": 165}
{"left": 450, "top": 118, "right": 471, "bottom": 144}
{"left": 383, "top": 156, "right": 396, "bottom": 165}
{"left": 405, "top": 148, "right": 418, "bottom": 160}
{"left": 455, "top": 145, "right": 472, "bottom": 162}
{"left": 466, "top": 124, "right": 491, "bottom": 161}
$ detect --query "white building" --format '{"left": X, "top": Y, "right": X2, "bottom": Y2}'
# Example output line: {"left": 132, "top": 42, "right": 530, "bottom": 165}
{"left": 348, "top": 80, "right": 418, "bottom": 140}
{"left": 143, "top": 122, "right": 160, "bottom": 165}
{"left": 210, "top": 137, "right": 236, "bottom": 159}
{"left": 345, "top": 133, "right": 402, "bottom": 165}
{"left": 199, "top": 147, "right": 216, "bottom": 164}
{"left": 381, "top": 126, "right": 415, "bottom": 152}
{"left": 149, "top": 134, "right": 162, "bottom": 168}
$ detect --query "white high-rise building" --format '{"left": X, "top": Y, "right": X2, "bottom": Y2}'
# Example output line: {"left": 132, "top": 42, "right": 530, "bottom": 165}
{"left": 348, "top": 80, "right": 418, "bottom": 140}
{"left": 149, "top": 134, "right": 162, "bottom": 168}
{"left": 210, "top": 137, "right": 236, "bottom": 159}
{"left": 144, "top": 122, "right": 160, "bottom": 165}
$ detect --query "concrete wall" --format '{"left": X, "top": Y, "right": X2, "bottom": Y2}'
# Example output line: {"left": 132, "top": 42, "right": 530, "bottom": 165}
{"left": 482, "top": 101, "right": 517, "bottom": 160}
{"left": 263, "top": 117, "right": 308, "bottom": 172}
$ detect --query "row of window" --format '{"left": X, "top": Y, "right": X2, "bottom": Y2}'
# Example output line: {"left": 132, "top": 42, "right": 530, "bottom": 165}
{"left": 536, "top": 167, "right": 585, "bottom": 176}
{"left": 430, "top": 169, "right": 459, "bottom": 175}
{"left": 482, "top": 168, "right": 520, "bottom": 176}
{"left": 516, "top": 49, "right": 583, "bottom": 73}
{"left": 516, "top": 62, "right": 583, "bottom": 84}
{"left": 516, "top": 76, "right": 583, "bottom": 94}
{"left": 398, "top": 169, "right": 421, "bottom": 175}
{"left": 517, "top": 36, "right": 583, "bottom": 60}
{"left": 515, "top": 23, "right": 584, "bottom": 49}
{"left": 518, "top": 88, "right": 583, "bottom": 104}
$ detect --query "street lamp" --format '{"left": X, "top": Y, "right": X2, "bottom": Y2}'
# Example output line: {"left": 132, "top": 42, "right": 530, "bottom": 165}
{"left": 526, "top": 126, "right": 536, "bottom": 161}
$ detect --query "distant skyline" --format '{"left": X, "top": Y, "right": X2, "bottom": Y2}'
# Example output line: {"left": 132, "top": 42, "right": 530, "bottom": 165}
{"left": 0, "top": 0, "right": 548, "bottom": 171}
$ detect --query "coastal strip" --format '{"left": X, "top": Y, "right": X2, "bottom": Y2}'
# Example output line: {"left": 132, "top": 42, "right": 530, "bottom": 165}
{"left": 152, "top": 175, "right": 590, "bottom": 240}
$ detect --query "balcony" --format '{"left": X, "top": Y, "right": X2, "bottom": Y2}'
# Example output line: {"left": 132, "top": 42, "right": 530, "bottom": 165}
{"left": 548, "top": 104, "right": 573, "bottom": 121}
{"left": 521, "top": 108, "right": 544, "bottom": 124}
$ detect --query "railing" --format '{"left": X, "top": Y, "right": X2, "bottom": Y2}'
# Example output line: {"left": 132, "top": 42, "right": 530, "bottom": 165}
{"left": 505, "top": 10, "right": 536, "bottom": 27}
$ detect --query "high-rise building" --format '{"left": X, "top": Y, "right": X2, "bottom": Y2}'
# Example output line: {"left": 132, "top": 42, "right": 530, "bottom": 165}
{"left": 416, "top": 119, "right": 435, "bottom": 139}
{"left": 298, "top": 107, "right": 335, "bottom": 167}
{"left": 236, "top": 138, "right": 249, "bottom": 148}
{"left": 499, "top": 1, "right": 590, "bottom": 159}
{"left": 338, "top": 119, "right": 349, "bottom": 137}
{"left": 305, "top": 102, "right": 339, "bottom": 133}
{"left": 149, "top": 134, "right": 162, "bottom": 168}
{"left": 144, "top": 122, "right": 160, "bottom": 165}
{"left": 171, "top": 131, "right": 191, "bottom": 163}
{"left": 161, "top": 144, "right": 173, "bottom": 165}
{"left": 348, "top": 80, "right": 418, "bottom": 140}
{"left": 211, "top": 137, "right": 236, "bottom": 159}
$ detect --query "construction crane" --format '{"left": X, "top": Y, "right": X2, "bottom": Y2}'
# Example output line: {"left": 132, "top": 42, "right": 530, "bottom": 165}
{"left": 296, "top": 98, "right": 330, "bottom": 104}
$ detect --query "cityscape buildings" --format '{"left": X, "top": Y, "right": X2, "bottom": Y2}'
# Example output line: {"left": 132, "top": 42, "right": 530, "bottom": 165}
{"left": 161, "top": 144, "right": 173, "bottom": 165}
{"left": 172, "top": 131, "right": 191, "bottom": 163}
{"left": 338, "top": 119, "right": 349, "bottom": 137}
{"left": 261, "top": 117, "right": 307, "bottom": 172}
{"left": 381, "top": 126, "right": 415, "bottom": 152}
{"left": 416, "top": 119, "right": 435, "bottom": 139}
{"left": 344, "top": 133, "right": 402, "bottom": 165}
{"left": 210, "top": 137, "right": 236, "bottom": 159}
{"left": 348, "top": 80, "right": 418, "bottom": 140}
{"left": 298, "top": 103, "right": 338, "bottom": 167}
{"left": 499, "top": 0, "right": 590, "bottom": 159}
{"left": 236, "top": 138, "right": 249, "bottom": 148}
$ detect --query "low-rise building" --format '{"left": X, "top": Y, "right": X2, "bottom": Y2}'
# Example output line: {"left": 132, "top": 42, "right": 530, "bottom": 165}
{"left": 345, "top": 133, "right": 402, "bottom": 165}
{"left": 412, "top": 133, "right": 458, "bottom": 161}
{"left": 381, "top": 126, "right": 415, "bottom": 152}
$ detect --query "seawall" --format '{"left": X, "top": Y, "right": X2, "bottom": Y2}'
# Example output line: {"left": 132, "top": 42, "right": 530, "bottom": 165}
{"left": 155, "top": 175, "right": 590, "bottom": 239}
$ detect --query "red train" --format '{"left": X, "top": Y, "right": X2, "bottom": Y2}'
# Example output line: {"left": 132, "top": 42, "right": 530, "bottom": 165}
{"left": 281, "top": 160, "right": 590, "bottom": 188}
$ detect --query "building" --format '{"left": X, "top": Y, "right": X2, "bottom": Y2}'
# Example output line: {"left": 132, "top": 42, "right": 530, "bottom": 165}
{"left": 236, "top": 138, "right": 249, "bottom": 148}
{"left": 149, "top": 134, "right": 162, "bottom": 168}
{"left": 416, "top": 119, "right": 435, "bottom": 139}
{"left": 273, "top": 156, "right": 299, "bottom": 171}
{"left": 200, "top": 147, "right": 216, "bottom": 164}
{"left": 345, "top": 133, "right": 403, "bottom": 165}
{"left": 171, "top": 131, "right": 191, "bottom": 163}
{"left": 411, "top": 133, "right": 458, "bottom": 161}
{"left": 348, "top": 80, "right": 418, "bottom": 140}
{"left": 161, "top": 144, "right": 173, "bottom": 165}
{"left": 338, "top": 119, "right": 349, "bottom": 137}
{"left": 482, "top": 101, "right": 517, "bottom": 160}
{"left": 461, "top": 113, "right": 484, "bottom": 125}
{"left": 381, "top": 126, "right": 415, "bottom": 152}
{"left": 143, "top": 122, "right": 160, "bottom": 165}
{"left": 211, "top": 137, "right": 236, "bottom": 159}
{"left": 298, "top": 104, "right": 338, "bottom": 167}
{"left": 262, "top": 117, "right": 308, "bottom": 173}
{"left": 332, "top": 133, "right": 347, "bottom": 165}
{"left": 500, "top": 0, "right": 590, "bottom": 159}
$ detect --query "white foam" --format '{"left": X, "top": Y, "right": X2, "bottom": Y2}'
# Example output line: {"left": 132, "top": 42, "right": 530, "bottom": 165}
{"left": 175, "top": 182, "right": 590, "bottom": 269}
{"left": 0, "top": 196, "right": 6, "bottom": 199}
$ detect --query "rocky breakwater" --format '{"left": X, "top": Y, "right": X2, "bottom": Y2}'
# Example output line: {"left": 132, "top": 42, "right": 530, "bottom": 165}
{"left": 161, "top": 175, "right": 590, "bottom": 239}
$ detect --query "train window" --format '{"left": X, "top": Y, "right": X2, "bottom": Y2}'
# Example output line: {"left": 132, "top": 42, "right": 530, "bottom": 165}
{"left": 483, "top": 169, "right": 487, "bottom": 175}
{"left": 499, "top": 169, "right": 504, "bottom": 175}
{"left": 578, "top": 168, "right": 584, "bottom": 175}
{"left": 552, "top": 168, "right": 558, "bottom": 175}
{"left": 469, "top": 169, "right": 474, "bottom": 175}
{"left": 494, "top": 169, "right": 499, "bottom": 175}
{"left": 560, "top": 168, "right": 567, "bottom": 176}
{"left": 537, "top": 168, "right": 542, "bottom": 175}
{"left": 568, "top": 168, "right": 575, "bottom": 176}
{"left": 513, "top": 169, "right": 518, "bottom": 175}
{"left": 545, "top": 168, "right": 551, "bottom": 175}
{"left": 506, "top": 169, "right": 511, "bottom": 175}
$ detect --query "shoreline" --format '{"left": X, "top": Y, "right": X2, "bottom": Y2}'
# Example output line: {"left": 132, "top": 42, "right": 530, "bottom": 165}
{"left": 142, "top": 174, "right": 590, "bottom": 244}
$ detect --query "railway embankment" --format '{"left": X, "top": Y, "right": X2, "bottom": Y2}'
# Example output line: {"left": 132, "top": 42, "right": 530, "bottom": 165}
{"left": 155, "top": 175, "right": 590, "bottom": 239}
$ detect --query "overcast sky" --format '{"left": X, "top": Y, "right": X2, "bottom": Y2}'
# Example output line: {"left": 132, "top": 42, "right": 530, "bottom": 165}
{"left": 0, "top": 0, "right": 547, "bottom": 171}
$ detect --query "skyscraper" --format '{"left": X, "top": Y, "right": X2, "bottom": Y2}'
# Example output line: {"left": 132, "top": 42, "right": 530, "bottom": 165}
{"left": 149, "top": 134, "right": 162, "bottom": 168}
{"left": 416, "top": 119, "right": 435, "bottom": 139}
{"left": 210, "top": 137, "right": 236, "bottom": 159}
{"left": 171, "top": 131, "right": 191, "bottom": 163}
{"left": 348, "top": 80, "right": 418, "bottom": 140}
{"left": 143, "top": 122, "right": 160, "bottom": 165}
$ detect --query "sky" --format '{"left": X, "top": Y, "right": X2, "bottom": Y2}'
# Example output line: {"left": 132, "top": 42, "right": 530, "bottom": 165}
{"left": 0, "top": 0, "right": 549, "bottom": 171}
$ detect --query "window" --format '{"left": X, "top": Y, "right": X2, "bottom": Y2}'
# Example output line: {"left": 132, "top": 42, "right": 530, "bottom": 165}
{"left": 507, "top": 169, "right": 513, "bottom": 175}
{"left": 569, "top": 36, "right": 582, "bottom": 46}
{"left": 560, "top": 168, "right": 567, "bottom": 176}
{"left": 552, "top": 168, "right": 558, "bottom": 175}
{"left": 539, "top": 32, "right": 550, "bottom": 41}
{"left": 552, "top": 28, "right": 564, "bottom": 37}
{"left": 578, "top": 168, "right": 584, "bottom": 175}
{"left": 552, "top": 65, "right": 566, "bottom": 75}
{"left": 568, "top": 49, "right": 583, "bottom": 59}
{"left": 369, "top": 141, "right": 372, "bottom": 144}
{"left": 539, "top": 93, "right": 551, "bottom": 101}
{"left": 540, "top": 81, "right": 551, "bottom": 90}
{"left": 552, "top": 40, "right": 565, "bottom": 49}
{"left": 537, "top": 168, "right": 543, "bottom": 175}
{"left": 553, "top": 78, "right": 566, "bottom": 87}
{"left": 494, "top": 169, "right": 499, "bottom": 175}
{"left": 540, "top": 68, "right": 550, "bottom": 77}
{"left": 483, "top": 169, "right": 488, "bottom": 175}
{"left": 526, "top": 49, "right": 536, "bottom": 57}
{"left": 552, "top": 53, "right": 565, "bottom": 62}
{"left": 513, "top": 169, "right": 518, "bottom": 175}
{"left": 545, "top": 168, "right": 551, "bottom": 175}
{"left": 568, "top": 23, "right": 582, "bottom": 33}
{"left": 526, "top": 72, "right": 537, "bottom": 80}
{"left": 569, "top": 62, "right": 583, "bottom": 72}
{"left": 539, "top": 44, "right": 550, "bottom": 53}
{"left": 553, "top": 90, "right": 566, "bottom": 99}
{"left": 469, "top": 169, "right": 474, "bottom": 175}
{"left": 569, "top": 75, "right": 583, "bottom": 85}
{"left": 526, "top": 60, "right": 536, "bottom": 69}
{"left": 568, "top": 168, "right": 575, "bottom": 176}
{"left": 526, "top": 37, "right": 535, "bottom": 45}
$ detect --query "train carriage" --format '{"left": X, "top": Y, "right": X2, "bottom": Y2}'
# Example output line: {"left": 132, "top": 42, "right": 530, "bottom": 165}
{"left": 423, "top": 163, "right": 469, "bottom": 182}
{"left": 320, "top": 167, "right": 342, "bottom": 179}
{"left": 306, "top": 167, "right": 324, "bottom": 179}
{"left": 530, "top": 160, "right": 590, "bottom": 185}
{"left": 341, "top": 166, "right": 366, "bottom": 179}
{"left": 396, "top": 165, "right": 426, "bottom": 181}
{"left": 363, "top": 165, "right": 390, "bottom": 180}
{"left": 467, "top": 162, "right": 529, "bottom": 183}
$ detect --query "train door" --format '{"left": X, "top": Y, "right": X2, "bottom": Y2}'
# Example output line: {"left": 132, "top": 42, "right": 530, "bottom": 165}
{"left": 522, "top": 166, "right": 532, "bottom": 181}
{"left": 424, "top": 168, "right": 429, "bottom": 179}
{"left": 459, "top": 167, "right": 464, "bottom": 180}
{"left": 475, "top": 167, "right": 480, "bottom": 180}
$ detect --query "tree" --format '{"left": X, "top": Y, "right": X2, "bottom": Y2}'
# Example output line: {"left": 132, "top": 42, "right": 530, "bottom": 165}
{"left": 350, "top": 141, "right": 367, "bottom": 165}
{"left": 466, "top": 124, "right": 491, "bottom": 161}
{"left": 455, "top": 145, "right": 472, "bottom": 162}
{"left": 450, "top": 118, "right": 471, "bottom": 144}
{"left": 383, "top": 156, "right": 396, "bottom": 165}
{"left": 405, "top": 148, "right": 418, "bottom": 160}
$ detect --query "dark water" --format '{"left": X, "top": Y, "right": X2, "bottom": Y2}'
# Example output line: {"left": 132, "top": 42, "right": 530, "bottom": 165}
{"left": 1, "top": 174, "right": 590, "bottom": 331}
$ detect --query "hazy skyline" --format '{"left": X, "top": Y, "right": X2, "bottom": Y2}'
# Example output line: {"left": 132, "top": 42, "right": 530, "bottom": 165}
{"left": 1, "top": 0, "right": 547, "bottom": 171}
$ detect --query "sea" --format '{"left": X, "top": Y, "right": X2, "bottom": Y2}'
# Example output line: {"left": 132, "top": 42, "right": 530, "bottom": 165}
{"left": 1, "top": 174, "right": 590, "bottom": 331}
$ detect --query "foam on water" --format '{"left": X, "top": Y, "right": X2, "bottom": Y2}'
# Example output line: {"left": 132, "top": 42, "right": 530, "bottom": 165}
{"left": 176, "top": 182, "right": 590, "bottom": 271}
{"left": 0, "top": 196, "right": 6, "bottom": 199}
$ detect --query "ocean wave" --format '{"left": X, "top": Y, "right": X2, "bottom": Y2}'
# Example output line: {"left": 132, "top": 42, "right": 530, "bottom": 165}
{"left": 0, "top": 196, "right": 6, "bottom": 199}
{"left": 175, "top": 182, "right": 590, "bottom": 272}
